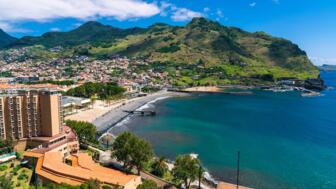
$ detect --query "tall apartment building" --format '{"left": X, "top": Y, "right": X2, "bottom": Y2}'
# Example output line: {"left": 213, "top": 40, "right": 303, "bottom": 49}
{"left": 0, "top": 90, "right": 63, "bottom": 140}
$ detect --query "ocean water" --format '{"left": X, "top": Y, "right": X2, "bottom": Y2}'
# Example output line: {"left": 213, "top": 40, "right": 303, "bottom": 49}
{"left": 125, "top": 71, "right": 336, "bottom": 189}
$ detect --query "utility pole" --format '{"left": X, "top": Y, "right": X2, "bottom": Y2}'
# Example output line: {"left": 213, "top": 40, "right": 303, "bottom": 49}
{"left": 236, "top": 151, "right": 240, "bottom": 189}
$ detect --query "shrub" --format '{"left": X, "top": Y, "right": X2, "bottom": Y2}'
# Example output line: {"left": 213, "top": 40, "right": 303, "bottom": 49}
{"left": 136, "top": 180, "right": 158, "bottom": 189}
{"left": 102, "top": 185, "right": 112, "bottom": 189}
{"left": 0, "top": 165, "right": 8, "bottom": 171}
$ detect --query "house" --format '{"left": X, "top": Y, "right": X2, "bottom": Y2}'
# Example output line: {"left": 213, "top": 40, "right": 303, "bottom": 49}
{"left": 23, "top": 125, "right": 141, "bottom": 189}
{"left": 61, "top": 96, "right": 91, "bottom": 115}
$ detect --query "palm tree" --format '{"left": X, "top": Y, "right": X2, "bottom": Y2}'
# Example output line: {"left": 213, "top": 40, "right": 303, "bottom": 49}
{"left": 90, "top": 95, "right": 97, "bottom": 108}
{"left": 151, "top": 156, "right": 168, "bottom": 177}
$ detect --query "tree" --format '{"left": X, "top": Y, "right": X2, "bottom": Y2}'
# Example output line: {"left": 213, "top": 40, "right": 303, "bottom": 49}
{"left": 0, "top": 138, "right": 13, "bottom": 155}
{"left": 0, "top": 174, "right": 13, "bottom": 189}
{"left": 65, "top": 120, "right": 97, "bottom": 144}
{"left": 136, "top": 180, "right": 159, "bottom": 189}
{"left": 130, "top": 137, "right": 153, "bottom": 175}
{"left": 112, "top": 132, "right": 133, "bottom": 170}
{"left": 86, "top": 179, "right": 101, "bottom": 189}
{"left": 151, "top": 156, "right": 168, "bottom": 177}
{"left": 112, "top": 132, "right": 153, "bottom": 174}
{"left": 66, "top": 82, "right": 126, "bottom": 100}
{"left": 172, "top": 154, "right": 203, "bottom": 189}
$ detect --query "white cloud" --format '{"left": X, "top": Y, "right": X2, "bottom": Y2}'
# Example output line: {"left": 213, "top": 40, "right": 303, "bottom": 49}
{"left": 0, "top": 21, "right": 32, "bottom": 33}
{"left": 171, "top": 8, "right": 203, "bottom": 22}
{"left": 159, "top": 1, "right": 172, "bottom": 17}
{"left": 203, "top": 7, "right": 210, "bottom": 12}
{"left": 249, "top": 2, "right": 257, "bottom": 7}
{"left": 0, "top": 0, "right": 160, "bottom": 22}
{"left": 0, "top": 0, "right": 203, "bottom": 30}
{"left": 310, "top": 57, "right": 336, "bottom": 66}
{"left": 216, "top": 9, "right": 224, "bottom": 18}
{"left": 50, "top": 27, "right": 61, "bottom": 32}
{"left": 214, "top": 9, "right": 228, "bottom": 21}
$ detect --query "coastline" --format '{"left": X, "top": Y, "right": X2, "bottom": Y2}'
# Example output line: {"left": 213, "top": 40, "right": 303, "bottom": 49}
{"left": 65, "top": 90, "right": 188, "bottom": 134}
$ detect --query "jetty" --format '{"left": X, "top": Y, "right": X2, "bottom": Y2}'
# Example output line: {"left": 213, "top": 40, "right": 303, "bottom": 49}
{"left": 123, "top": 110, "right": 156, "bottom": 116}
{"left": 168, "top": 88, "right": 253, "bottom": 95}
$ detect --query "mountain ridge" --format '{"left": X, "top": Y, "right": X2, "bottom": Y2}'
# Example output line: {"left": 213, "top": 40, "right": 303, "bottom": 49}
{"left": 0, "top": 29, "right": 17, "bottom": 48}
{"left": 0, "top": 17, "right": 320, "bottom": 85}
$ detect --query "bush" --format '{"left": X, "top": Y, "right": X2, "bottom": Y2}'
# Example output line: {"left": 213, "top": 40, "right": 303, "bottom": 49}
{"left": 65, "top": 120, "right": 97, "bottom": 144}
{"left": 156, "top": 45, "right": 180, "bottom": 53}
{"left": 65, "top": 82, "right": 125, "bottom": 99}
{"left": 18, "top": 173, "right": 28, "bottom": 180}
{"left": 11, "top": 165, "right": 21, "bottom": 175}
{"left": 136, "top": 180, "right": 158, "bottom": 189}
{"left": 0, "top": 165, "right": 8, "bottom": 171}
{"left": 102, "top": 185, "right": 112, "bottom": 189}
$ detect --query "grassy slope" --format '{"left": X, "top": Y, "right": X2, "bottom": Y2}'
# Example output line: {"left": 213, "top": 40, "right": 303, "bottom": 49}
{"left": 88, "top": 18, "right": 319, "bottom": 85}
{"left": 2, "top": 18, "right": 319, "bottom": 86}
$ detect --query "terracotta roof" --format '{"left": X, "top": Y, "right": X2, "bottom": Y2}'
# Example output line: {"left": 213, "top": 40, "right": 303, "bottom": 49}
{"left": 41, "top": 152, "right": 139, "bottom": 186}
{"left": 0, "top": 83, "right": 59, "bottom": 89}
{"left": 23, "top": 151, "right": 44, "bottom": 158}
{"left": 217, "top": 182, "right": 252, "bottom": 189}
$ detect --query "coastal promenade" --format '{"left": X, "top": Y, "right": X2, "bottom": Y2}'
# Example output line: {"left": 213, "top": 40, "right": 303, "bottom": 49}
{"left": 93, "top": 90, "right": 183, "bottom": 133}
{"left": 65, "top": 90, "right": 185, "bottom": 134}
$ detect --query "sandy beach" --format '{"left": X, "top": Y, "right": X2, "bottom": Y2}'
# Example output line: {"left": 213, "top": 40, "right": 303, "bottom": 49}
{"left": 65, "top": 90, "right": 186, "bottom": 133}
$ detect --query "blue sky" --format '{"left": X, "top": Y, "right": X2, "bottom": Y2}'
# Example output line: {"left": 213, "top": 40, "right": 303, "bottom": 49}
{"left": 0, "top": 0, "right": 335, "bottom": 65}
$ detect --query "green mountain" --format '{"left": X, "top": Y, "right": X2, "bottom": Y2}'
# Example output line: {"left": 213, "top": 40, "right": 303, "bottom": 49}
{"left": 3, "top": 18, "right": 320, "bottom": 85}
{"left": 0, "top": 29, "right": 17, "bottom": 48}
{"left": 8, "top": 21, "right": 145, "bottom": 48}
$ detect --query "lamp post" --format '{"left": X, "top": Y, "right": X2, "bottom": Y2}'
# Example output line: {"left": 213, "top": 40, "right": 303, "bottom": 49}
{"left": 236, "top": 151, "right": 240, "bottom": 189}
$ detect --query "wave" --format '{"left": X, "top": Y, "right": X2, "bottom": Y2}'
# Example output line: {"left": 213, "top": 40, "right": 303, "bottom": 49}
{"left": 203, "top": 170, "right": 218, "bottom": 185}
{"left": 136, "top": 96, "right": 171, "bottom": 111}
{"left": 107, "top": 116, "right": 133, "bottom": 136}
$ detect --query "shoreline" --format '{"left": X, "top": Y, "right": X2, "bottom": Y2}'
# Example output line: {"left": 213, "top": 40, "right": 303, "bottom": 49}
{"left": 71, "top": 90, "right": 188, "bottom": 133}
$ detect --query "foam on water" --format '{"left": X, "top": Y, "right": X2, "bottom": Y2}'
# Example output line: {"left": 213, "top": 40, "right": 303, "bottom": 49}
{"left": 107, "top": 116, "right": 132, "bottom": 136}
{"left": 136, "top": 96, "right": 170, "bottom": 111}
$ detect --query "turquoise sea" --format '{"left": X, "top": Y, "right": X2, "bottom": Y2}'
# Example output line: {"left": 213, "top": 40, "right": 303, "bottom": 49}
{"left": 125, "top": 71, "right": 336, "bottom": 189}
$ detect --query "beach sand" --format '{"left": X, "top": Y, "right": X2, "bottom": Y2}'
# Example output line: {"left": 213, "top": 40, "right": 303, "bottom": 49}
{"left": 65, "top": 90, "right": 186, "bottom": 132}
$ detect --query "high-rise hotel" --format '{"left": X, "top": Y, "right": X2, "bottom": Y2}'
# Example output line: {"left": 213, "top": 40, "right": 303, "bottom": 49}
{"left": 0, "top": 89, "right": 63, "bottom": 140}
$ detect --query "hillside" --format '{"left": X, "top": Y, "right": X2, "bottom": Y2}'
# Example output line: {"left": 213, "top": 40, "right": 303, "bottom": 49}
{"left": 0, "top": 29, "right": 17, "bottom": 48}
{"left": 2, "top": 18, "right": 320, "bottom": 85}
{"left": 7, "top": 21, "right": 145, "bottom": 48}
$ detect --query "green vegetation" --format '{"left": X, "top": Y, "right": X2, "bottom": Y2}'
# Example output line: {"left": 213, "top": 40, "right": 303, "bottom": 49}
{"left": 151, "top": 157, "right": 169, "bottom": 178}
{"left": 37, "top": 179, "right": 122, "bottom": 189}
{"left": 112, "top": 132, "right": 153, "bottom": 174}
{"left": 66, "top": 82, "right": 126, "bottom": 100}
{"left": 0, "top": 71, "right": 12, "bottom": 77}
{"left": 0, "top": 161, "right": 33, "bottom": 189}
{"left": 8, "top": 21, "right": 144, "bottom": 48}
{"left": 24, "top": 80, "right": 75, "bottom": 86}
{"left": 156, "top": 44, "right": 181, "bottom": 53}
{"left": 111, "top": 131, "right": 204, "bottom": 188}
{"left": 0, "top": 29, "right": 17, "bottom": 48}
{"left": 172, "top": 154, "right": 203, "bottom": 189}
{"left": 65, "top": 120, "right": 97, "bottom": 144}
{"left": 0, "top": 165, "right": 8, "bottom": 171}
{"left": 0, "top": 138, "right": 13, "bottom": 155}
{"left": 136, "top": 180, "right": 159, "bottom": 189}
{"left": 0, "top": 174, "right": 12, "bottom": 189}
{"left": 2, "top": 17, "right": 320, "bottom": 85}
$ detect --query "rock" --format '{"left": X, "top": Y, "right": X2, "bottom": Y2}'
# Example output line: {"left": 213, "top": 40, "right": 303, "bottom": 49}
{"left": 304, "top": 77, "right": 326, "bottom": 91}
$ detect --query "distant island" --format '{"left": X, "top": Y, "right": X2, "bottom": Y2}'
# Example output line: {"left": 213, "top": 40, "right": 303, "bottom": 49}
{"left": 318, "top": 64, "right": 336, "bottom": 71}
{"left": 0, "top": 17, "right": 323, "bottom": 90}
